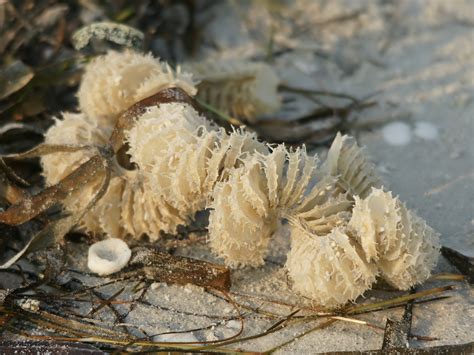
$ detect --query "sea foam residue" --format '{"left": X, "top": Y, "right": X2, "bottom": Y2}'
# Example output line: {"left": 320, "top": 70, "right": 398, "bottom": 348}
{"left": 381, "top": 121, "right": 439, "bottom": 146}
{"left": 414, "top": 121, "right": 439, "bottom": 140}
{"left": 382, "top": 122, "right": 412, "bottom": 146}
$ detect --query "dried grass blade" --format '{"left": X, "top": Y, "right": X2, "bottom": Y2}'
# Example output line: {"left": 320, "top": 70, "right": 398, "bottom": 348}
{"left": 429, "top": 273, "right": 465, "bottom": 281}
{"left": 0, "top": 340, "right": 104, "bottom": 355}
{"left": 266, "top": 309, "right": 300, "bottom": 332}
{"left": 263, "top": 319, "right": 337, "bottom": 354}
{"left": 347, "top": 285, "right": 454, "bottom": 315}
{"left": 3, "top": 143, "right": 96, "bottom": 159}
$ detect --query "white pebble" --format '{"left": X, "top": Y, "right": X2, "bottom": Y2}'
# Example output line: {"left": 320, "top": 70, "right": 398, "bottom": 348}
{"left": 414, "top": 121, "right": 438, "bottom": 140}
{"left": 87, "top": 238, "right": 131, "bottom": 276}
{"left": 382, "top": 122, "right": 412, "bottom": 146}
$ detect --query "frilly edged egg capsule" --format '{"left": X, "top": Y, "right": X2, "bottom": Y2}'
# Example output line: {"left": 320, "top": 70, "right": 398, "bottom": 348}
{"left": 208, "top": 162, "right": 278, "bottom": 267}
{"left": 78, "top": 50, "right": 197, "bottom": 125}
{"left": 349, "top": 188, "right": 440, "bottom": 289}
{"left": 41, "top": 48, "right": 440, "bottom": 308}
{"left": 208, "top": 145, "right": 326, "bottom": 267}
{"left": 286, "top": 225, "right": 378, "bottom": 308}
{"left": 321, "top": 132, "right": 382, "bottom": 198}
{"left": 186, "top": 59, "right": 281, "bottom": 121}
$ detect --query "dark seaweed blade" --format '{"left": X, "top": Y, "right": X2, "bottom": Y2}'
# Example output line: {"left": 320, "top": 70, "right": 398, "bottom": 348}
{"left": 109, "top": 86, "right": 202, "bottom": 165}
{"left": 382, "top": 288, "right": 415, "bottom": 349}
{"left": 0, "top": 60, "right": 34, "bottom": 100}
{"left": 0, "top": 154, "right": 110, "bottom": 269}
{"left": 441, "top": 246, "right": 474, "bottom": 284}
{"left": 0, "top": 153, "right": 102, "bottom": 226}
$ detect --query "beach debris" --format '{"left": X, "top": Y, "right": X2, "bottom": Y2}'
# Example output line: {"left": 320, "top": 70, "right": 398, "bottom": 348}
{"left": 78, "top": 50, "right": 196, "bottom": 125}
{"left": 441, "top": 246, "right": 474, "bottom": 284}
{"left": 286, "top": 227, "right": 378, "bottom": 307}
{"left": 72, "top": 22, "right": 144, "bottom": 51}
{"left": 87, "top": 238, "right": 131, "bottom": 276}
{"left": 186, "top": 59, "right": 281, "bottom": 122}
{"left": 123, "top": 247, "right": 231, "bottom": 291}
{"left": 321, "top": 132, "right": 383, "bottom": 198}
{"left": 0, "top": 60, "right": 34, "bottom": 100}
{"left": 0, "top": 50, "right": 440, "bottom": 307}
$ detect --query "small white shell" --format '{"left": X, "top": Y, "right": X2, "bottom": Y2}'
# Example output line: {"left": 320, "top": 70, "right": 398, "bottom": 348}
{"left": 78, "top": 50, "right": 197, "bottom": 125}
{"left": 321, "top": 132, "right": 382, "bottom": 198}
{"left": 286, "top": 225, "right": 377, "bottom": 308}
{"left": 87, "top": 238, "right": 131, "bottom": 276}
{"left": 349, "top": 188, "right": 440, "bottom": 289}
{"left": 186, "top": 59, "right": 281, "bottom": 121}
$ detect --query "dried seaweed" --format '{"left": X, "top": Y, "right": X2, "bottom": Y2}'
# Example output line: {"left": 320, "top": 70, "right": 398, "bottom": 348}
{"left": 72, "top": 22, "right": 144, "bottom": 51}
{"left": 0, "top": 60, "right": 34, "bottom": 100}
{"left": 382, "top": 291, "right": 414, "bottom": 349}
{"left": 121, "top": 247, "right": 231, "bottom": 291}
{"left": 0, "top": 260, "right": 457, "bottom": 353}
{"left": 441, "top": 246, "right": 474, "bottom": 284}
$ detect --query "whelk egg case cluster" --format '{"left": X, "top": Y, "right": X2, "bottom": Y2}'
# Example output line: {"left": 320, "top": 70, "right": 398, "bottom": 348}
{"left": 41, "top": 50, "right": 440, "bottom": 307}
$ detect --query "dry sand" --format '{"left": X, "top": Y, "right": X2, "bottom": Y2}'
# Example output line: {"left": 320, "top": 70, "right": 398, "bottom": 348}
{"left": 2, "top": 0, "right": 473, "bottom": 353}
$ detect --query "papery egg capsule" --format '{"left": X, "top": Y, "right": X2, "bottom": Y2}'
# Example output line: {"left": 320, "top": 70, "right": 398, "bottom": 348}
{"left": 349, "top": 187, "right": 440, "bottom": 289}
{"left": 286, "top": 225, "right": 377, "bottom": 308}
{"left": 78, "top": 50, "right": 197, "bottom": 126}
{"left": 321, "top": 132, "right": 382, "bottom": 198}
{"left": 186, "top": 59, "right": 281, "bottom": 121}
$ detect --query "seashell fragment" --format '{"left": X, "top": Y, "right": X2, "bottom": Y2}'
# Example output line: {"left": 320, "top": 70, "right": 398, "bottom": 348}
{"left": 78, "top": 50, "right": 197, "bottom": 125}
{"left": 349, "top": 188, "right": 440, "bottom": 289}
{"left": 186, "top": 59, "right": 281, "bottom": 121}
{"left": 88, "top": 238, "right": 131, "bottom": 276}
{"left": 321, "top": 133, "right": 382, "bottom": 198}
{"left": 286, "top": 225, "right": 377, "bottom": 307}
